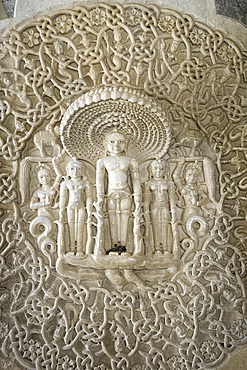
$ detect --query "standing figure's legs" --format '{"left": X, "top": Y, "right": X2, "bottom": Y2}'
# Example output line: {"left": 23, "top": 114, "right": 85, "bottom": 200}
{"left": 151, "top": 206, "right": 162, "bottom": 253}
{"left": 107, "top": 195, "right": 132, "bottom": 248}
{"left": 67, "top": 207, "right": 76, "bottom": 254}
{"left": 107, "top": 198, "right": 118, "bottom": 247}
{"left": 76, "top": 207, "right": 86, "bottom": 255}
{"left": 120, "top": 197, "right": 132, "bottom": 246}
{"left": 161, "top": 208, "right": 170, "bottom": 253}
{"left": 151, "top": 205, "right": 170, "bottom": 254}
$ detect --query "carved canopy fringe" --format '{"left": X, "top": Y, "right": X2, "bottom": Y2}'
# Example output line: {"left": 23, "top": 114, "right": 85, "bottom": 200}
{"left": 0, "top": 3, "right": 247, "bottom": 369}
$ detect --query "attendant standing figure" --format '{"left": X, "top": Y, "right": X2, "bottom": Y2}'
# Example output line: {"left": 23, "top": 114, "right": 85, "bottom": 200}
{"left": 30, "top": 164, "right": 58, "bottom": 220}
{"left": 144, "top": 159, "right": 179, "bottom": 255}
{"left": 59, "top": 160, "right": 93, "bottom": 256}
{"left": 173, "top": 160, "right": 209, "bottom": 223}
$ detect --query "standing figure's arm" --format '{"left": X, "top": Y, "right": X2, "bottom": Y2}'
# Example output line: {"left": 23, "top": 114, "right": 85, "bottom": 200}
{"left": 130, "top": 159, "right": 141, "bottom": 212}
{"left": 198, "top": 186, "right": 209, "bottom": 206}
{"left": 143, "top": 181, "right": 154, "bottom": 254}
{"left": 52, "top": 151, "right": 66, "bottom": 190}
{"left": 30, "top": 191, "right": 42, "bottom": 209}
{"left": 58, "top": 179, "right": 68, "bottom": 255}
{"left": 173, "top": 158, "right": 185, "bottom": 189}
{"left": 96, "top": 159, "right": 105, "bottom": 209}
{"left": 168, "top": 181, "right": 180, "bottom": 257}
{"left": 59, "top": 181, "right": 68, "bottom": 222}
{"left": 85, "top": 182, "right": 93, "bottom": 219}
{"left": 85, "top": 182, "right": 94, "bottom": 254}
{"left": 143, "top": 182, "right": 151, "bottom": 223}
{"left": 169, "top": 181, "right": 178, "bottom": 224}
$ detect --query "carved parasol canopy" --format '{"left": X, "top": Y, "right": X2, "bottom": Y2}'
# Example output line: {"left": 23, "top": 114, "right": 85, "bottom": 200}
{"left": 60, "top": 86, "right": 171, "bottom": 163}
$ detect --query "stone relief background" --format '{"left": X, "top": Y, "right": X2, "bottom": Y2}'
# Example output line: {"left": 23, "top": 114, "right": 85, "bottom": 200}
{"left": 0, "top": 1, "right": 247, "bottom": 369}
{"left": 2, "top": 0, "right": 247, "bottom": 25}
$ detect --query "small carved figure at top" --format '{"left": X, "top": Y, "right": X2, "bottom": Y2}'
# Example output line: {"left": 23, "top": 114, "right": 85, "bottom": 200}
{"left": 144, "top": 159, "right": 179, "bottom": 255}
{"left": 46, "top": 41, "right": 73, "bottom": 83}
{"left": 59, "top": 160, "right": 93, "bottom": 256}
{"left": 95, "top": 130, "right": 143, "bottom": 256}
{"left": 160, "top": 40, "right": 180, "bottom": 75}
{"left": 34, "top": 130, "right": 61, "bottom": 157}
{"left": 0, "top": 73, "right": 31, "bottom": 109}
{"left": 104, "top": 27, "right": 126, "bottom": 72}
{"left": 173, "top": 120, "right": 204, "bottom": 157}
{"left": 30, "top": 164, "right": 58, "bottom": 219}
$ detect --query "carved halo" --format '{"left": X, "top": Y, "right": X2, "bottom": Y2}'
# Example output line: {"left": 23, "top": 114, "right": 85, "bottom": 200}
{"left": 61, "top": 86, "right": 171, "bottom": 163}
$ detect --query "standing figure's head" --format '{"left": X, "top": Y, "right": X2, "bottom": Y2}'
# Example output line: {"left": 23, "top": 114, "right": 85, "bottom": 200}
{"left": 104, "top": 130, "right": 128, "bottom": 156}
{"left": 54, "top": 41, "right": 64, "bottom": 55}
{"left": 184, "top": 163, "right": 201, "bottom": 185}
{"left": 113, "top": 28, "right": 122, "bottom": 42}
{"left": 170, "top": 40, "right": 180, "bottom": 53}
{"left": 66, "top": 160, "right": 84, "bottom": 179}
{"left": 36, "top": 164, "right": 52, "bottom": 186}
{"left": 149, "top": 159, "right": 169, "bottom": 180}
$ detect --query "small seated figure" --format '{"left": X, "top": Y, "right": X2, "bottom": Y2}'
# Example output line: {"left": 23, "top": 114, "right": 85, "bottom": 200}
{"left": 30, "top": 164, "right": 57, "bottom": 220}
{"left": 59, "top": 160, "right": 93, "bottom": 256}
{"left": 144, "top": 159, "right": 179, "bottom": 255}
{"left": 96, "top": 130, "right": 143, "bottom": 255}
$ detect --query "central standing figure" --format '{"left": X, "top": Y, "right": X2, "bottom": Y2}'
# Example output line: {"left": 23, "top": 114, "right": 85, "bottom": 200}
{"left": 96, "top": 130, "right": 143, "bottom": 255}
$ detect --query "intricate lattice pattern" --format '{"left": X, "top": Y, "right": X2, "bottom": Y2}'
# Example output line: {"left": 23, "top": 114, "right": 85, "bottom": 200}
{"left": 0, "top": 3, "right": 247, "bottom": 369}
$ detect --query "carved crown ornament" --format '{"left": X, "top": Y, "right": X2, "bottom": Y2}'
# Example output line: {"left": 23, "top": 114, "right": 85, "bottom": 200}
{"left": 0, "top": 2, "right": 247, "bottom": 369}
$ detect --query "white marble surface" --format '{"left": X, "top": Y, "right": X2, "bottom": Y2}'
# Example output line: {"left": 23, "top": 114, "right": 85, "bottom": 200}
{"left": 0, "top": 0, "right": 247, "bottom": 46}
{"left": 5, "top": 0, "right": 246, "bottom": 47}
{"left": 0, "top": 2, "right": 247, "bottom": 370}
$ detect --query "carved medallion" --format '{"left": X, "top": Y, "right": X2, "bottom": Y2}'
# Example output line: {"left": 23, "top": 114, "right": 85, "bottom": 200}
{"left": 0, "top": 3, "right": 247, "bottom": 369}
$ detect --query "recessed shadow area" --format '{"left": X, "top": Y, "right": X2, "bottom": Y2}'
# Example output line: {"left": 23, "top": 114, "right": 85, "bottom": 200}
{"left": 215, "top": 0, "right": 247, "bottom": 26}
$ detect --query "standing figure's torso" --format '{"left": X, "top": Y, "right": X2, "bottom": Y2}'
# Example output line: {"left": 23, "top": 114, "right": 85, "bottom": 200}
{"left": 149, "top": 180, "right": 169, "bottom": 205}
{"left": 67, "top": 180, "right": 86, "bottom": 206}
{"left": 101, "top": 156, "right": 134, "bottom": 194}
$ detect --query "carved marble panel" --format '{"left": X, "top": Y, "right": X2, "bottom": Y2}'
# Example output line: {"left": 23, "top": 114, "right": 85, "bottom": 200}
{"left": 0, "top": 3, "right": 247, "bottom": 369}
